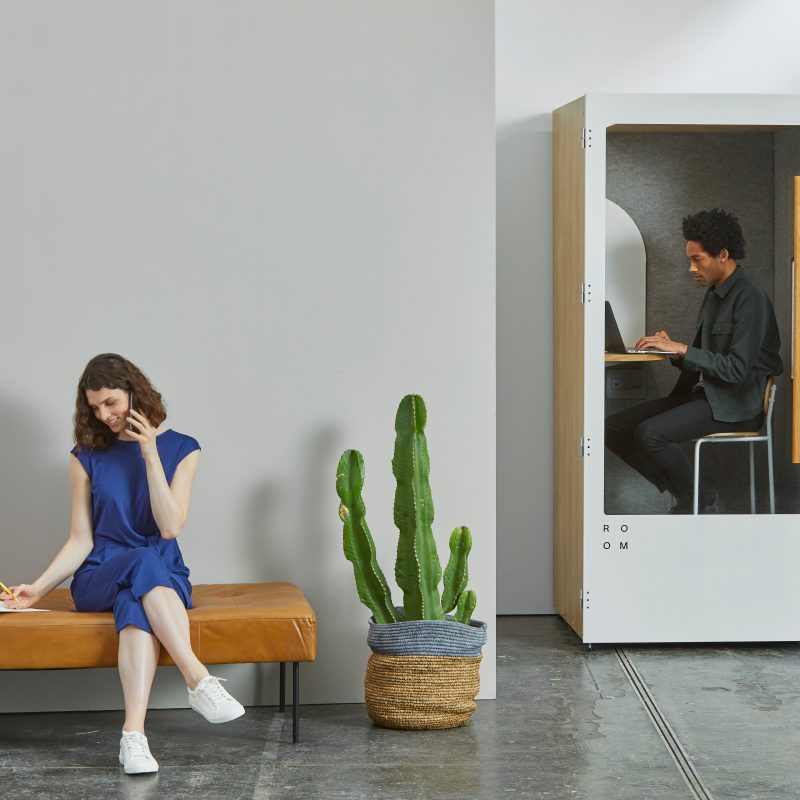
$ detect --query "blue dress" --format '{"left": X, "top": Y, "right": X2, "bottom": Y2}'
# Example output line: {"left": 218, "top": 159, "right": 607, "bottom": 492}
{"left": 69, "top": 430, "right": 201, "bottom": 633}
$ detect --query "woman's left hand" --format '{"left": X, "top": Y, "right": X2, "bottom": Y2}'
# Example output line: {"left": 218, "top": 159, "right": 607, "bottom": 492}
{"left": 127, "top": 409, "right": 159, "bottom": 460}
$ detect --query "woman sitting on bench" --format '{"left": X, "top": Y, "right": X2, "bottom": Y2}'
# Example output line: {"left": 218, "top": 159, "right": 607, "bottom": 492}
{"left": 1, "top": 353, "right": 245, "bottom": 775}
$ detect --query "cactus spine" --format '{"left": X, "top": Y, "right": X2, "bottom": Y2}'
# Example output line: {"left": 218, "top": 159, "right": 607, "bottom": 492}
{"left": 336, "top": 450, "right": 398, "bottom": 624}
{"left": 337, "top": 394, "right": 477, "bottom": 625}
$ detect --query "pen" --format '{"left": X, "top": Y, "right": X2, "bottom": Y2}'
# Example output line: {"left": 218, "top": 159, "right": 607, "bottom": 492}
{"left": 0, "top": 580, "right": 18, "bottom": 603}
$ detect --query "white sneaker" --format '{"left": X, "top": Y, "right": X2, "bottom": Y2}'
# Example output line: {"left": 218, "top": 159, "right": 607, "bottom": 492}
{"left": 188, "top": 675, "right": 245, "bottom": 723}
{"left": 119, "top": 731, "right": 159, "bottom": 774}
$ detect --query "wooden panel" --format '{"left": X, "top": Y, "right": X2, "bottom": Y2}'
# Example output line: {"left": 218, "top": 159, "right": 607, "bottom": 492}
{"left": 553, "top": 97, "right": 585, "bottom": 637}
{"left": 793, "top": 177, "right": 800, "bottom": 463}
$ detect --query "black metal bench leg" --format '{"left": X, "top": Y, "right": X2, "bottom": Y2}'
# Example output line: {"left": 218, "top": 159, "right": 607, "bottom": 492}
{"left": 293, "top": 661, "right": 300, "bottom": 743}
{"left": 279, "top": 662, "right": 286, "bottom": 712}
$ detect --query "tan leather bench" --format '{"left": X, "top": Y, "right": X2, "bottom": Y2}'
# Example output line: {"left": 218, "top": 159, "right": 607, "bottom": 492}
{"left": 0, "top": 582, "right": 317, "bottom": 742}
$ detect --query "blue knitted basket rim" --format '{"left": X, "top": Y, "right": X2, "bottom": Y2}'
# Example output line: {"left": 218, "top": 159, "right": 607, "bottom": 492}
{"left": 368, "top": 607, "right": 487, "bottom": 657}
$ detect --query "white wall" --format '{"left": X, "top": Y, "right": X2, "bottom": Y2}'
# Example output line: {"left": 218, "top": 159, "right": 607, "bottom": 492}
{"left": 0, "top": 0, "right": 495, "bottom": 711}
{"left": 496, "top": 0, "right": 800, "bottom": 613}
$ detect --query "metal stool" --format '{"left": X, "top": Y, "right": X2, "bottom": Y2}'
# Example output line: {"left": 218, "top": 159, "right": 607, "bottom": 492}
{"left": 692, "top": 378, "right": 776, "bottom": 514}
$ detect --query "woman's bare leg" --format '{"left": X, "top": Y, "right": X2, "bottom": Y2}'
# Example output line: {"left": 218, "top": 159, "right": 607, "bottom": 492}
{"left": 118, "top": 626, "right": 161, "bottom": 733}
{"left": 141, "top": 586, "right": 208, "bottom": 689}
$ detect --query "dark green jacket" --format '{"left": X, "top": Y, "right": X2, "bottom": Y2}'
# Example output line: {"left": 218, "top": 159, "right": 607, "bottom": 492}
{"left": 670, "top": 266, "right": 782, "bottom": 422}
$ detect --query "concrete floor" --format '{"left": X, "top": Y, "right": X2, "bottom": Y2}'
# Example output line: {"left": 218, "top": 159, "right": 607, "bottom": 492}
{"left": 2, "top": 616, "right": 800, "bottom": 799}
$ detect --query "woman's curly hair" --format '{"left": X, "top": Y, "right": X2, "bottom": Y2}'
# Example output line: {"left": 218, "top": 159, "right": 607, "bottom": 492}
{"left": 681, "top": 208, "right": 746, "bottom": 261}
{"left": 74, "top": 354, "right": 167, "bottom": 450}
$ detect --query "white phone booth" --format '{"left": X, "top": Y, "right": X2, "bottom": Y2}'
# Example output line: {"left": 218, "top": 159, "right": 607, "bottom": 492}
{"left": 553, "top": 93, "right": 800, "bottom": 644}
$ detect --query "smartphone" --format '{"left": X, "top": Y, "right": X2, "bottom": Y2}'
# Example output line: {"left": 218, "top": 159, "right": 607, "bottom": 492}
{"left": 128, "top": 390, "right": 136, "bottom": 432}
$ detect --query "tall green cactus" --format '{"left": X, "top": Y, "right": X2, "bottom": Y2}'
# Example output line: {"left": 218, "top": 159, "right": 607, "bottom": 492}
{"left": 336, "top": 449, "right": 398, "bottom": 624}
{"left": 441, "top": 526, "right": 472, "bottom": 613}
{"left": 392, "top": 395, "right": 445, "bottom": 621}
{"left": 337, "top": 394, "right": 477, "bottom": 625}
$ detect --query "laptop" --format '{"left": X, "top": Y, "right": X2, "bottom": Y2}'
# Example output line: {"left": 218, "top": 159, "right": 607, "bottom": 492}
{"left": 605, "top": 301, "right": 679, "bottom": 354}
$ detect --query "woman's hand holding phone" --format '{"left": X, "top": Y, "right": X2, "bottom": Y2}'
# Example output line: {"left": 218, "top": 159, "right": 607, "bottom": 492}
{"left": 126, "top": 408, "right": 159, "bottom": 462}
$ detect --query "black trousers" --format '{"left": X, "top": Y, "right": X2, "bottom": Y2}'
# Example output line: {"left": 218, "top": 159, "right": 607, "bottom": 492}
{"left": 605, "top": 391, "right": 763, "bottom": 503}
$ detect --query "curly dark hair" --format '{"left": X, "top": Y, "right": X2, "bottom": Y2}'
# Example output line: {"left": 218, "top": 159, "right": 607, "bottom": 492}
{"left": 74, "top": 354, "right": 167, "bottom": 450}
{"left": 681, "top": 208, "right": 746, "bottom": 260}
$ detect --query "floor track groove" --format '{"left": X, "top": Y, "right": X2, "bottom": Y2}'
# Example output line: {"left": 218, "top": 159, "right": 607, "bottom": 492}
{"left": 616, "top": 648, "right": 714, "bottom": 800}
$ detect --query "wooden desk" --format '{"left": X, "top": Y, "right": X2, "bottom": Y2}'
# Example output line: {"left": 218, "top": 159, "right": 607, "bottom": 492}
{"left": 605, "top": 353, "right": 668, "bottom": 363}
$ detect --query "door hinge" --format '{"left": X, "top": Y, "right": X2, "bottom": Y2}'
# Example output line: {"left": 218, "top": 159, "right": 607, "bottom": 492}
{"left": 579, "top": 437, "right": 585, "bottom": 457}
{"left": 579, "top": 589, "right": 584, "bottom": 609}
{"left": 580, "top": 282, "right": 591, "bottom": 303}
{"left": 581, "top": 128, "right": 592, "bottom": 149}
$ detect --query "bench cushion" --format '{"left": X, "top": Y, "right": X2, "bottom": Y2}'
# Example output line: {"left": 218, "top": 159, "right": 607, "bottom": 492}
{"left": 0, "top": 583, "right": 316, "bottom": 670}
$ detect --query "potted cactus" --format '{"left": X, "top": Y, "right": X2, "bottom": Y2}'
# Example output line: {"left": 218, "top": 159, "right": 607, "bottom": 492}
{"left": 336, "top": 394, "right": 487, "bottom": 730}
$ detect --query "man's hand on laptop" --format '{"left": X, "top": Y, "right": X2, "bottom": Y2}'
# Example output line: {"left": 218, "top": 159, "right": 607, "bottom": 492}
{"left": 635, "top": 331, "right": 688, "bottom": 358}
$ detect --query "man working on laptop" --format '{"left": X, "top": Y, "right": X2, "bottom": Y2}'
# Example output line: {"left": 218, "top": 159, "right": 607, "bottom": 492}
{"left": 605, "top": 208, "right": 782, "bottom": 514}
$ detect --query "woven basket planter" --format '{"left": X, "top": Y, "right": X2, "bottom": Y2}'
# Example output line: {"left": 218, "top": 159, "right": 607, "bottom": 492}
{"left": 365, "top": 612, "right": 487, "bottom": 730}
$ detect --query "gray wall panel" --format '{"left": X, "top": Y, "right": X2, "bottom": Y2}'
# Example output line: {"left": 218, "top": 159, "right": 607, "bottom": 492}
{"left": 497, "top": 131, "right": 554, "bottom": 613}
{"left": 0, "top": 0, "right": 496, "bottom": 711}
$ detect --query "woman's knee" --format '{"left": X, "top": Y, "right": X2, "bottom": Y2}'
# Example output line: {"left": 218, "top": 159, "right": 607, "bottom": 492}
{"left": 119, "top": 623, "right": 156, "bottom": 639}
{"left": 140, "top": 584, "right": 179, "bottom": 604}
{"left": 118, "top": 625, "right": 160, "bottom": 657}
